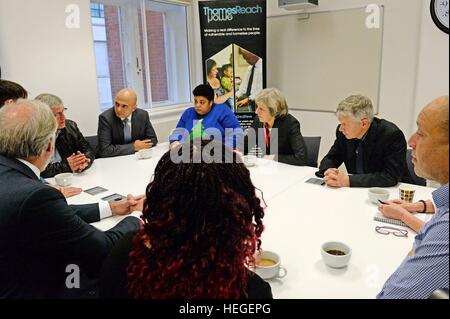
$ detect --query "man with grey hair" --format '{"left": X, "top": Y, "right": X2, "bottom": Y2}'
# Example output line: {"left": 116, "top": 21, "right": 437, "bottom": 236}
{"left": 0, "top": 100, "right": 142, "bottom": 298}
{"left": 317, "top": 95, "right": 407, "bottom": 188}
{"left": 35, "top": 93, "right": 95, "bottom": 178}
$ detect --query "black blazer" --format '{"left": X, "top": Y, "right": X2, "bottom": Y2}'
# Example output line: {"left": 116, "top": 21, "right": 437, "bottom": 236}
{"left": 41, "top": 119, "right": 95, "bottom": 178}
{"left": 97, "top": 108, "right": 158, "bottom": 158}
{"left": 0, "top": 155, "right": 140, "bottom": 298}
{"left": 244, "top": 114, "right": 308, "bottom": 166}
{"left": 99, "top": 232, "right": 273, "bottom": 299}
{"left": 318, "top": 117, "right": 407, "bottom": 187}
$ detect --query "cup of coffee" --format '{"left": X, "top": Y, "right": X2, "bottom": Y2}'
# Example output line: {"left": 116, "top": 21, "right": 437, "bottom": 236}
{"left": 368, "top": 188, "right": 390, "bottom": 204}
{"left": 54, "top": 173, "right": 73, "bottom": 187}
{"left": 399, "top": 184, "right": 415, "bottom": 203}
{"left": 321, "top": 242, "right": 352, "bottom": 269}
{"left": 242, "top": 155, "right": 257, "bottom": 167}
{"left": 137, "top": 148, "right": 153, "bottom": 160}
{"left": 254, "top": 250, "right": 287, "bottom": 280}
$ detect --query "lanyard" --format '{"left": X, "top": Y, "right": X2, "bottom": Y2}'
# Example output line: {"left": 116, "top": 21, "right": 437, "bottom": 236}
{"left": 264, "top": 124, "right": 270, "bottom": 148}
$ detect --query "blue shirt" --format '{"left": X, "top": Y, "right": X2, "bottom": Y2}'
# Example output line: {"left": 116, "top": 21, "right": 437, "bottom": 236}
{"left": 377, "top": 184, "right": 449, "bottom": 299}
{"left": 169, "top": 103, "right": 243, "bottom": 149}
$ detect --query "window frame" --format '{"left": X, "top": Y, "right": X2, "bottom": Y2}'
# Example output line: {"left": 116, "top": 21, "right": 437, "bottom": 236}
{"left": 91, "top": 0, "right": 194, "bottom": 112}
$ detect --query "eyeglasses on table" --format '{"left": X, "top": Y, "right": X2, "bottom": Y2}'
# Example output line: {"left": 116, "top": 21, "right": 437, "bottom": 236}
{"left": 375, "top": 226, "right": 408, "bottom": 238}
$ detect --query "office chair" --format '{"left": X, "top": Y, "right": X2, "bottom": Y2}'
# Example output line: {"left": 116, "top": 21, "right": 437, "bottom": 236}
{"left": 303, "top": 136, "right": 321, "bottom": 168}
{"left": 429, "top": 288, "right": 449, "bottom": 299}
{"left": 85, "top": 135, "right": 98, "bottom": 158}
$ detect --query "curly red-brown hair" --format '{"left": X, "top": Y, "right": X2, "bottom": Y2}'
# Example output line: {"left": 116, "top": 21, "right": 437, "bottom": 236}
{"left": 127, "top": 140, "right": 265, "bottom": 299}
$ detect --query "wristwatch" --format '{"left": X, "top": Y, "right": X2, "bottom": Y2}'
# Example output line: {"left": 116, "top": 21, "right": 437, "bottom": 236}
{"left": 419, "top": 200, "right": 427, "bottom": 213}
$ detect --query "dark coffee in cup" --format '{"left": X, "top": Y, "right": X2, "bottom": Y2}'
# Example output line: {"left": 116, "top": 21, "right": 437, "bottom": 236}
{"left": 326, "top": 249, "right": 346, "bottom": 256}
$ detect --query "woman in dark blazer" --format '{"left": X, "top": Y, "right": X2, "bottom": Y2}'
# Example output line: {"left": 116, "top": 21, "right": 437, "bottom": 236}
{"left": 244, "top": 88, "right": 307, "bottom": 166}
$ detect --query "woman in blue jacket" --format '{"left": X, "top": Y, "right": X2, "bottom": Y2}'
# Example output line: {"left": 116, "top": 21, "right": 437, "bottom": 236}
{"left": 169, "top": 84, "right": 243, "bottom": 149}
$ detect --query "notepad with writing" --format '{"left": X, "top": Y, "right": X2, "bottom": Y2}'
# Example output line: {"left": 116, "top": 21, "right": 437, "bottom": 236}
{"left": 374, "top": 212, "right": 409, "bottom": 227}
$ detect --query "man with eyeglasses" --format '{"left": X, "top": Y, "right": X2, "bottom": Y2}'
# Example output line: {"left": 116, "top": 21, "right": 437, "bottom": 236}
{"left": 35, "top": 93, "right": 95, "bottom": 178}
{"left": 317, "top": 95, "right": 408, "bottom": 188}
{"left": 377, "top": 96, "right": 449, "bottom": 299}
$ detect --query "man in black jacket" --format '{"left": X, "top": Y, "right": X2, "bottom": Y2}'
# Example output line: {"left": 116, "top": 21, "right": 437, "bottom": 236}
{"left": 318, "top": 95, "right": 407, "bottom": 188}
{"left": 97, "top": 88, "right": 158, "bottom": 158}
{"left": 0, "top": 100, "right": 142, "bottom": 298}
{"left": 36, "top": 93, "right": 95, "bottom": 178}
{"left": 0, "top": 79, "right": 28, "bottom": 108}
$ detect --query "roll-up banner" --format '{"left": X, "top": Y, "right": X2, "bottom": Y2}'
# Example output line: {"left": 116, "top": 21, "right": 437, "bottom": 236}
{"left": 199, "top": 0, "right": 267, "bottom": 129}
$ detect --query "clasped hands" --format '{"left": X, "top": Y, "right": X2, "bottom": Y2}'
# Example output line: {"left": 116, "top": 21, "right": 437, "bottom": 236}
{"left": 134, "top": 139, "right": 153, "bottom": 151}
{"left": 67, "top": 151, "right": 91, "bottom": 173}
{"left": 109, "top": 194, "right": 146, "bottom": 216}
{"left": 324, "top": 168, "right": 350, "bottom": 188}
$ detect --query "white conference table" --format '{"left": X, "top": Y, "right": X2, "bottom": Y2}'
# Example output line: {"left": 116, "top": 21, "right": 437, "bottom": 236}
{"left": 51, "top": 143, "right": 436, "bottom": 299}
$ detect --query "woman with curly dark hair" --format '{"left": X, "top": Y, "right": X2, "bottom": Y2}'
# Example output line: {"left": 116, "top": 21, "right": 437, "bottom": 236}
{"left": 99, "top": 140, "right": 272, "bottom": 299}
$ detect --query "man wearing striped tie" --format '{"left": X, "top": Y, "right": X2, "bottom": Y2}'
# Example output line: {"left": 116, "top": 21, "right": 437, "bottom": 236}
{"left": 97, "top": 88, "right": 158, "bottom": 158}
{"left": 377, "top": 96, "right": 449, "bottom": 299}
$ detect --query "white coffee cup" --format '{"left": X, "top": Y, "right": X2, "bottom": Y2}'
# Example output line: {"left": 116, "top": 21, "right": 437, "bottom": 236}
{"left": 137, "top": 148, "right": 153, "bottom": 160}
{"left": 54, "top": 173, "right": 73, "bottom": 187}
{"left": 242, "top": 155, "right": 257, "bottom": 167}
{"left": 368, "top": 188, "right": 390, "bottom": 204}
{"left": 321, "top": 242, "right": 352, "bottom": 269}
{"left": 254, "top": 250, "right": 287, "bottom": 280}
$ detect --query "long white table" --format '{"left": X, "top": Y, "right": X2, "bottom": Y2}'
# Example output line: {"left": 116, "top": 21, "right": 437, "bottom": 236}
{"left": 52, "top": 143, "right": 436, "bottom": 299}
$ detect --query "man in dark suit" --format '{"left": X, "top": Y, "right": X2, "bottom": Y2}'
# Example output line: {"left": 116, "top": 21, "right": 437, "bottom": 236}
{"left": 97, "top": 88, "right": 158, "bottom": 158}
{"left": 0, "top": 100, "right": 143, "bottom": 298}
{"left": 318, "top": 95, "right": 407, "bottom": 188}
{"left": 35, "top": 93, "right": 95, "bottom": 178}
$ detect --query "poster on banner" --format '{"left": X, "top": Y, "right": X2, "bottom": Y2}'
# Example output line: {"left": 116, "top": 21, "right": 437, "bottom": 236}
{"left": 198, "top": 0, "right": 267, "bottom": 129}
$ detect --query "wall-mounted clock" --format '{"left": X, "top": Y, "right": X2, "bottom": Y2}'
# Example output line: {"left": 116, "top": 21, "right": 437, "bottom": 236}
{"left": 430, "top": 0, "right": 449, "bottom": 34}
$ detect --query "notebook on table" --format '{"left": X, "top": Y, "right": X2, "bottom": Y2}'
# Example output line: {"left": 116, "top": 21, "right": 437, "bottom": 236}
{"left": 373, "top": 211, "right": 431, "bottom": 229}
{"left": 373, "top": 212, "right": 408, "bottom": 227}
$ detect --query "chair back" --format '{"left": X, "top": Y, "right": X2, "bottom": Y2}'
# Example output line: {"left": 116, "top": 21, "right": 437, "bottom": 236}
{"left": 303, "top": 136, "right": 321, "bottom": 168}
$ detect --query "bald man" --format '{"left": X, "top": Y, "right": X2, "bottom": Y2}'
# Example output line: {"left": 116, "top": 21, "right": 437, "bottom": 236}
{"left": 377, "top": 96, "right": 449, "bottom": 299}
{"left": 98, "top": 89, "right": 158, "bottom": 158}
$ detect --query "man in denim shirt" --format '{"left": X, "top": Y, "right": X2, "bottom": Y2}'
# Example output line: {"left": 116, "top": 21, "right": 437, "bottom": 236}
{"left": 377, "top": 96, "right": 449, "bottom": 299}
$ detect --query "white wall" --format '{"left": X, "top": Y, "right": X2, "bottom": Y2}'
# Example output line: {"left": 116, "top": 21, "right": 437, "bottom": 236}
{"left": 0, "top": 0, "right": 101, "bottom": 136}
{"left": 267, "top": 0, "right": 425, "bottom": 159}
{"left": 413, "top": 0, "right": 449, "bottom": 123}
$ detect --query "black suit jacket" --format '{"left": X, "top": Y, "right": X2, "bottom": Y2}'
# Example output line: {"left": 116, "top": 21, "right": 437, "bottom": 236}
{"left": 41, "top": 119, "right": 95, "bottom": 178}
{"left": 244, "top": 114, "right": 308, "bottom": 166}
{"left": 0, "top": 155, "right": 140, "bottom": 298}
{"left": 97, "top": 108, "right": 158, "bottom": 158}
{"left": 318, "top": 117, "right": 407, "bottom": 187}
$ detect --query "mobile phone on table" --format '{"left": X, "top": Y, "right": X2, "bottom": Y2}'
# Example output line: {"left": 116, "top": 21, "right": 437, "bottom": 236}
{"left": 84, "top": 186, "right": 108, "bottom": 196}
{"left": 305, "top": 177, "right": 325, "bottom": 186}
{"left": 101, "top": 193, "right": 126, "bottom": 202}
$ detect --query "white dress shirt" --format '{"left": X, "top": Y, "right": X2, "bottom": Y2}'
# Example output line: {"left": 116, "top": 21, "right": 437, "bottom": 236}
{"left": 236, "top": 58, "right": 263, "bottom": 101}
{"left": 17, "top": 158, "right": 113, "bottom": 219}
